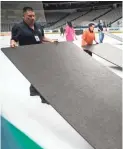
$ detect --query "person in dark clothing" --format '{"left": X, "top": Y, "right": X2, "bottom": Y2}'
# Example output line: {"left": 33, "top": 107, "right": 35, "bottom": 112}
{"left": 60, "top": 26, "right": 64, "bottom": 36}
{"left": 98, "top": 20, "right": 104, "bottom": 43}
{"left": 10, "top": 7, "right": 57, "bottom": 104}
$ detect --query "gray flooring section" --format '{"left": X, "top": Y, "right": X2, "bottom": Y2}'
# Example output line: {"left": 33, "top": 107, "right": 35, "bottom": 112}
{"left": 85, "top": 43, "right": 122, "bottom": 67}
{"left": 104, "top": 32, "right": 123, "bottom": 42}
{"left": 1, "top": 42, "right": 122, "bottom": 149}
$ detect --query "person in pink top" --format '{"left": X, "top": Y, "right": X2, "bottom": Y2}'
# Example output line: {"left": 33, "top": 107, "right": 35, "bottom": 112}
{"left": 65, "top": 21, "right": 76, "bottom": 41}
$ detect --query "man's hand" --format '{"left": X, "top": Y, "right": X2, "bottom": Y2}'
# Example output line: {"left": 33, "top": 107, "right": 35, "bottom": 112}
{"left": 51, "top": 39, "right": 58, "bottom": 44}
{"left": 42, "top": 36, "right": 58, "bottom": 44}
{"left": 94, "top": 40, "right": 99, "bottom": 44}
{"left": 10, "top": 40, "right": 17, "bottom": 48}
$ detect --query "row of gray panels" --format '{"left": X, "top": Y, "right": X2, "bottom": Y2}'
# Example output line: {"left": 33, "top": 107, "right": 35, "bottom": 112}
{"left": 104, "top": 32, "right": 123, "bottom": 42}
{"left": 2, "top": 42, "right": 122, "bottom": 149}
{"left": 85, "top": 43, "right": 122, "bottom": 68}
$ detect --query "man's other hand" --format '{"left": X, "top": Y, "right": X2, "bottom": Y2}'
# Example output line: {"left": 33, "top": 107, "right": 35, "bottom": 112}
{"left": 10, "top": 40, "right": 18, "bottom": 48}
{"left": 51, "top": 39, "right": 59, "bottom": 44}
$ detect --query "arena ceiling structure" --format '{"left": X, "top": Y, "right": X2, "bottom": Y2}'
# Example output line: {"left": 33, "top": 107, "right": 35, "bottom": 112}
{"left": 42, "top": 1, "right": 122, "bottom": 10}
{"left": 1, "top": 1, "right": 122, "bottom": 21}
{"left": 1, "top": 1, "right": 122, "bottom": 31}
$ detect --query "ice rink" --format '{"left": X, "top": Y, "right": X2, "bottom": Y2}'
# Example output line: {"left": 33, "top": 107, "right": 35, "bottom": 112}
{"left": 1, "top": 32, "right": 122, "bottom": 149}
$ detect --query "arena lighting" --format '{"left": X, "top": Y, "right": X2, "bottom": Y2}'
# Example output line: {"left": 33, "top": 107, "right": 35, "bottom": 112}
{"left": 43, "top": 1, "right": 89, "bottom": 5}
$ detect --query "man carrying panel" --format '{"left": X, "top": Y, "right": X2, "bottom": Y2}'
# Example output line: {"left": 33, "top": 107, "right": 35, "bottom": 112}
{"left": 10, "top": 7, "right": 57, "bottom": 104}
{"left": 81, "top": 23, "right": 98, "bottom": 56}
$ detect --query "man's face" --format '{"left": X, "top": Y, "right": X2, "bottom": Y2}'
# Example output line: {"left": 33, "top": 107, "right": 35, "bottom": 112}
{"left": 90, "top": 25, "right": 95, "bottom": 31}
{"left": 23, "top": 10, "right": 35, "bottom": 25}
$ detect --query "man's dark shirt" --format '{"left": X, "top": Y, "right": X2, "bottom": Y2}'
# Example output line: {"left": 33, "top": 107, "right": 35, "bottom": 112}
{"left": 98, "top": 23, "right": 103, "bottom": 32}
{"left": 11, "top": 21, "right": 44, "bottom": 46}
{"left": 11, "top": 21, "right": 45, "bottom": 97}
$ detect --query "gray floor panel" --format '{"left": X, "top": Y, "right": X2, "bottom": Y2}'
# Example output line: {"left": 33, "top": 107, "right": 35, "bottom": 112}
{"left": 2, "top": 42, "right": 122, "bottom": 149}
{"left": 85, "top": 43, "right": 122, "bottom": 67}
{"left": 104, "top": 32, "right": 123, "bottom": 42}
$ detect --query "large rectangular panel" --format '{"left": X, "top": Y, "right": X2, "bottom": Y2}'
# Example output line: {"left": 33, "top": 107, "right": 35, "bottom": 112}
{"left": 2, "top": 42, "right": 122, "bottom": 149}
{"left": 85, "top": 43, "right": 122, "bottom": 67}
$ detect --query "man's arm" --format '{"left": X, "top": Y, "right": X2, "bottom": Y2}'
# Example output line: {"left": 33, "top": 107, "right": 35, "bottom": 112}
{"left": 10, "top": 24, "right": 19, "bottom": 48}
{"left": 42, "top": 36, "right": 55, "bottom": 43}
{"left": 40, "top": 26, "right": 58, "bottom": 44}
{"left": 94, "top": 33, "right": 98, "bottom": 44}
{"left": 81, "top": 31, "right": 87, "bottom": 47}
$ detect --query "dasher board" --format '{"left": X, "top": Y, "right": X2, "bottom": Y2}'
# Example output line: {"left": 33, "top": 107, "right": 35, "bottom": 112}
{"left": 1, "top": 116, "right": 43, "bottom": 149}
{"left": 85, "top": 43, "right": 122, "bottom": 67}
{"left": 1, "top": 42, "right": 122, "bottom": 149}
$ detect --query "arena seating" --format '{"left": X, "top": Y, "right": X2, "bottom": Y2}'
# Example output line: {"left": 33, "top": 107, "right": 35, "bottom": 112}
{"left": 94, "top": 7, "right": 122, "bottom": 25}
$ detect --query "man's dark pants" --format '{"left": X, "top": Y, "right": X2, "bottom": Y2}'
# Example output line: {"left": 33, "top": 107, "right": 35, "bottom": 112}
{"left": 30, "top": 84, "right": 49, "bottom": 104}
